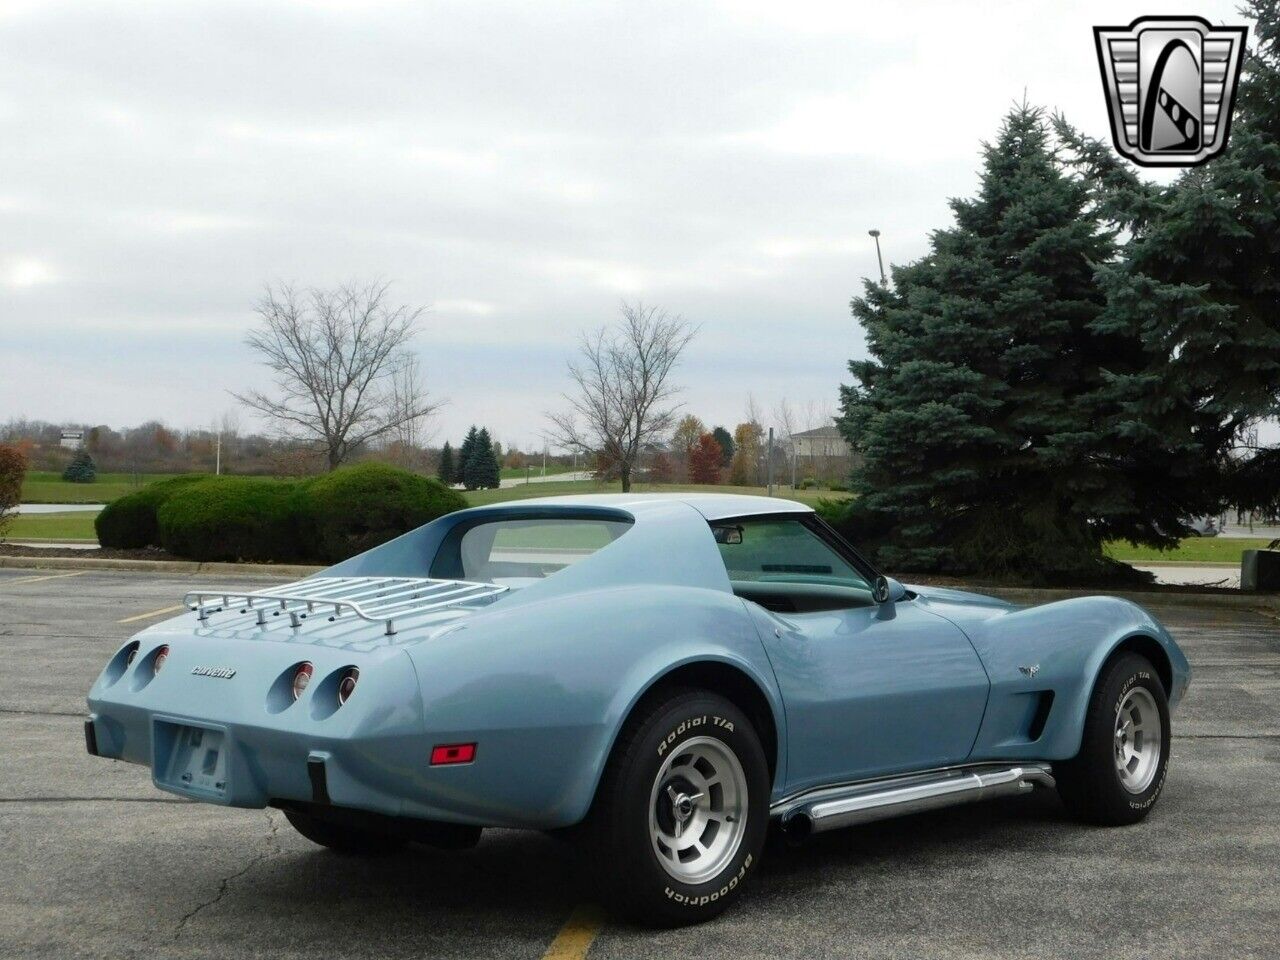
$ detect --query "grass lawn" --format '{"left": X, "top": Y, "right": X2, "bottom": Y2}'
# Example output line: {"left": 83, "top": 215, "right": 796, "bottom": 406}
{"left": 21, "top": 471, "right": 186, "bottom": 504}
{"left": 462, "top": 480, "right": 852, "bottom": 509}
{"left": 1104, "top": 537, "right": 1271, "bottom": 565}
{"left": 4, "top": 512, "right": 99, "bottom": 541}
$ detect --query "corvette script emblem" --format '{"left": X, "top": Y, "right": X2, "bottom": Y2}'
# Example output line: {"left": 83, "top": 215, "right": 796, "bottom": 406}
{"left": 1019, "top": 664, "right": 1040, "bottom": 679}
{"left": 191, "top": 666, "right": 236, "bottom": 679}
{"left": 1094, "top": 16, "right": 1247, "bottom": 167}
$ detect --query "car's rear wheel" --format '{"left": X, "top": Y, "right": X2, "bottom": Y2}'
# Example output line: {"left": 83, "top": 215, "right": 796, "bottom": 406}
{"left": 282, "top": 808, "right": 407, "bottom": 856}
{"left": 578, "top": 689, "right": 769, "bottom": 925}
{"left": 1056, "top": 653, "right": 1170, "bottom": 825}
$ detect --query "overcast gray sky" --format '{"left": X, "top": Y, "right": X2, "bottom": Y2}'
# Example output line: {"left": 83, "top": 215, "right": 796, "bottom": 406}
{"left": 0, "top": 0, "right": 1243, "bottom": 451}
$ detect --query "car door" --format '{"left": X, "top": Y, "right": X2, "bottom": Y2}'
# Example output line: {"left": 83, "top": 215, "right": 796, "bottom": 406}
{"left": 715, "top": 516, "right": 990, "bottom": 794}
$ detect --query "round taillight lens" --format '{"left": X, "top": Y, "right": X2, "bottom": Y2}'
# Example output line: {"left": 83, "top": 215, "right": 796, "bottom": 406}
{"left": 153, "top": 646, "right": 170, "bottom": 673}
{"left": 292, "top": 663, "right": 313, "bottom": 701}
{"left": 337, "top": 667, "right": 359, "bottom": 707}
{"left": 125, "top": 646, "right": 138, "bottom": 667}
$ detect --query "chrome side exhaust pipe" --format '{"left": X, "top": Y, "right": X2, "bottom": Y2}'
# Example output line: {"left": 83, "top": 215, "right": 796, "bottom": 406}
{"left": 777, "top": 763, "right": 1055, "bottom": 841}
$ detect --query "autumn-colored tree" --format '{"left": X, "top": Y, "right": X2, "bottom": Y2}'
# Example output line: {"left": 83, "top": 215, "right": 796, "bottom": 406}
{"left": 670, "top": 414, "right": 705, "bottom": 480}
{"left": 688, "top": 433, "right": 723, "bottom": 485}
{"left": 649, "top": 450, "right": 674, "bottom": 483}
{"left": 729, "top": 421, "right": 764, "bottom": 486}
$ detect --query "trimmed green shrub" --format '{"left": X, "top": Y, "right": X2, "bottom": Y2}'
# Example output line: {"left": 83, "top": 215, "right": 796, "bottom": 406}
{"left": 62, "top": 450, "right": 96, "bottom": 483}
{"left": 299, "top": 462, "right": 467, "bottom": 563}
{"left": 0, "top": 444, "right": 27, "bottom": 539}
{"left": 157, "top": 477, "right": 304, "bottom": 562}
{"left": 95, "top": 475, "right": 210, "bottom": 548}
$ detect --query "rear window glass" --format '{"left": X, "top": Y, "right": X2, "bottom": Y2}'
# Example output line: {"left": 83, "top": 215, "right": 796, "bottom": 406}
{"left": 431, "top": 517, "right": 632, "bottom": 585}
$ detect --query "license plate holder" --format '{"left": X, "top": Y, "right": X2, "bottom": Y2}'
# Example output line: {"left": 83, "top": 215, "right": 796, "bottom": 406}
{"left": 153, "top": 719, "right": 230, "bottom": 801}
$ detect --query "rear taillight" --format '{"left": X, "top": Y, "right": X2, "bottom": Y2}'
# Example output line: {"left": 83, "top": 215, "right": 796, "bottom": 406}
{"left": 337, "top": 667, "right": 359, "bottom": 706}
{"left": 153, "top": 646, "right": 169, "bottom": 673}
{"left": 125, "top": 647, "right": 137, "bottom": 667}
{"left": 292, "top": 663, "right": 313, "bottom": 701}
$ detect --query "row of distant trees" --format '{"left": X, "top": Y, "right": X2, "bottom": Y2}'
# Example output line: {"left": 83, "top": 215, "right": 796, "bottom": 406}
{"left": 0, "top": 415, "right": 301, "bottom": 476}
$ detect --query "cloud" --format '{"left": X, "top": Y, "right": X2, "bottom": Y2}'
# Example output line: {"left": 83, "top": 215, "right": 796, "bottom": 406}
{"left": 0, "top": 0, "right": 1244, "bottom": 444}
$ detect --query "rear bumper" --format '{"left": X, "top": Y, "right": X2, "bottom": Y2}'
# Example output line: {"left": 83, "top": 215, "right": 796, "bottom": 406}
{"left": 84, "top": 701, "right": 606, "bottom": 829}
{"left": 85, "top": 705, "right": 419, "bottom": 815}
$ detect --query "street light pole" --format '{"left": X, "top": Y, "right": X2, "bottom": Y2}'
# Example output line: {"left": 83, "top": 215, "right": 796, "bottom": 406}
{"left": 868, "top": 229, "right": 886, "bottom": 286}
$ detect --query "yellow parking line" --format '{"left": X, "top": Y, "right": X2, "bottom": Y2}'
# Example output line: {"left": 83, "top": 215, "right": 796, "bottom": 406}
{"left": 4, "top": 571, "right": 87, "bottom": 586}
{"left": 542, "top": 905, "right": 603, "bottom": 960}
{"left": 117, "top": 604, "right": 185, "bottom": 625}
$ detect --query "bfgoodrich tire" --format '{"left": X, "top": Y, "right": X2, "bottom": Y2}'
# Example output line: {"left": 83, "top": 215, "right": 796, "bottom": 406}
{"left": 579, "top": 689, "right": 770, "bottom": 926}
{"left": 1057, "top": 653, "right": 1170, "bottom": 826}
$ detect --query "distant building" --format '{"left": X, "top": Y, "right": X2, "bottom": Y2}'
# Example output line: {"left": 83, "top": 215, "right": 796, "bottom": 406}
{"left": 790, "top": 425, "right": 850, "bottom": 459}
{"left": 788, "top": 425, "right": 860, "bottom": 484}
{"left": 59, "top": 429, "right": 84, "bottom": 450}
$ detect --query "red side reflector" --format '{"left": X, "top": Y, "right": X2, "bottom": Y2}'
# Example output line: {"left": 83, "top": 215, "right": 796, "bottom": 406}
{"left": 430, "top": 743, "right": 476, "bottom": 766}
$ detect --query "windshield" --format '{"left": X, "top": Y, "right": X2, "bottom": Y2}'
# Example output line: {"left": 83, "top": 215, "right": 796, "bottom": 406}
{"left": 430, "top": 516, "right": 632, "bottom": 585}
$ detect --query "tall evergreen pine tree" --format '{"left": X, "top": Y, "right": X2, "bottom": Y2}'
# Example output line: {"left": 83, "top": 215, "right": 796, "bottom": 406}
{"left": 1056, "top": 1, "right": 1280, "bottom": 515}
{"left": 839, "top": 105, "right": 1155, "bottom": 582}
{"left": 456, "top": 427, "right": 479, "bottom": 487}
{"left": 62, "top": 450, "right": 96, "bottom": 483}
{"left": 437, "top": 442, "right": 455, "bottom": 485}
{"left": 464, "top": 428, "right": 501, "bottom": 490}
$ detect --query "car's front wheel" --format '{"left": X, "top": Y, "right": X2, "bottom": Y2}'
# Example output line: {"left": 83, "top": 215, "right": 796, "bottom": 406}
{"left": 1056, "top": 653, "right": 1170, "bottom": 825}
{"left": 579, "top": 689, "right": 769, "bottom": 925}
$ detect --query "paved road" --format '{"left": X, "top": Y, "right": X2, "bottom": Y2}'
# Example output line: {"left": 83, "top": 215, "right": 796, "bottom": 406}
{"left": 15, "top": 503, "right": 105, "bottom": 513}
{"left": 498, "top": 471, "right": 593, "bottom": 489}
{"left": 1, "top": 570, "right": 1277, "bottom": 959}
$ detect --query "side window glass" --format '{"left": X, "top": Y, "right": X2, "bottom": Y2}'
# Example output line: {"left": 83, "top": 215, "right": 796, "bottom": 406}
{"left": 711, "top": 519, "right": 869, "bottom": 590}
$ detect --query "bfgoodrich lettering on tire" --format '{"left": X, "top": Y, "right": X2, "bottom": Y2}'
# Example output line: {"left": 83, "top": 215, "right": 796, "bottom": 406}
{"left": 1057, "top": 652, "right": 1171, "bottom": 826}
{"left": 578, "top": 689, "right": 769, "bottom": 925}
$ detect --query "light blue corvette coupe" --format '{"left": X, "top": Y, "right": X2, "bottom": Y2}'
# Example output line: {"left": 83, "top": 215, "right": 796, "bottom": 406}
{"left": 86, "top": 494, "right": 1190, "bottom": 924}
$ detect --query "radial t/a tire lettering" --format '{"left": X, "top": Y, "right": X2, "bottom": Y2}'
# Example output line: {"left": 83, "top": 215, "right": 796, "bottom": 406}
{"left": 1056, "top": 653, "right": 1170, "bottom": 826}
{"left": 578, "top": 689, "right": 770, "bottom": 925}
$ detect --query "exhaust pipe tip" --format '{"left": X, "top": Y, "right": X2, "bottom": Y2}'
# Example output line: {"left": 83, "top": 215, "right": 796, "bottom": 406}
{"left": 780, "top": 812, "right": 813, "bottom": 844}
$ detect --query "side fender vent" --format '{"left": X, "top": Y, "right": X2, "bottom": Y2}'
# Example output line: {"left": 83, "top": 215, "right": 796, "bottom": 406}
{"left": 1028, "top": 691, "right": 1055, "bottom": 742}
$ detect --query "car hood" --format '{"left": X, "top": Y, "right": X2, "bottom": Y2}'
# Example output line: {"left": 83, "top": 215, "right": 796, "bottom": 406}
{"left": 907, "top": 584, "right": 1019, "bottom": 630}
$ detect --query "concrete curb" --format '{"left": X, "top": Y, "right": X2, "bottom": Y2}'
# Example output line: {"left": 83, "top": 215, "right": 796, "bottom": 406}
{"left": 1, "top": 553, "right": 1275, "bottom": 613}
{"left": 974, "top": 585, "right": 1279, "bottom": 615}
{"left": 0, "top": 555, "right": 322, "bottom": 578}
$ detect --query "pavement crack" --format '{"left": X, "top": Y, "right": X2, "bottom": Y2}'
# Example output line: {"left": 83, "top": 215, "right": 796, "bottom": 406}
{"left": 173, "top": 808, "right": 284, "bottom": 939}
{"left": 0, "top": 796, "right": 192, "bottom": 804}
{"left": 0, "top": 707, "right": 83, "bottom": 717}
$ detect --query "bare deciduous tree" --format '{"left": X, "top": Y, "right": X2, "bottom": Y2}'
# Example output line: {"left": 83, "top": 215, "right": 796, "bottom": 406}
{"left": 385, "top": 355, "right": 439, "bottom": 470}
{"left": 548, "top": 302, "right": 697, "bottom": 492}
{"left": 235, "top": 281, "right": 439, "bottom": 470}
{"left": 772, "top": 398, "right": 802, "bottom": 488}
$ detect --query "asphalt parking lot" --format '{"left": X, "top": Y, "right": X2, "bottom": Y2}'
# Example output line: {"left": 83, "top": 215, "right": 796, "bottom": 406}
{"left": 2, "top": 569, "right": 1278, "bottom": 959}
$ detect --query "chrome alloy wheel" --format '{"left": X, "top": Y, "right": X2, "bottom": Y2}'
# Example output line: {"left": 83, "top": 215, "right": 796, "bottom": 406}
{"left": 1114, "top": 687, "right": 1162, "bottom": 794}
{"left": 648, "top": 735, "right": 748, "bottom": 884}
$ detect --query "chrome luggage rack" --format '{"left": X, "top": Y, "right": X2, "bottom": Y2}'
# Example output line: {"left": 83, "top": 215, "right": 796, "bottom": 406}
{"left": 184, "top": 576, "right": 509, "bottom": 636}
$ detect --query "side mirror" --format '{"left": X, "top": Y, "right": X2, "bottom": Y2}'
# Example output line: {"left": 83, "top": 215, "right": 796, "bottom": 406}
{"left": 872, "top": 575, "right": 906, "bottom": 605}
